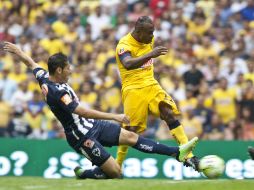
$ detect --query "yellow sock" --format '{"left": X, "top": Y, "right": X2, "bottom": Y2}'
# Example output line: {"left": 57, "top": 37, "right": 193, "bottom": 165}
{"left": 170, "top": 125, "right": 193, "bottom": 158}
{"left": 116, "top": 145, "right": 129, "bottom": 167}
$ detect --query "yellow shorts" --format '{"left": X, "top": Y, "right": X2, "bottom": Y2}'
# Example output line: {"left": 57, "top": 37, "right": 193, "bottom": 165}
{"left": 122, "top": 84, "right": 180, "bottom": 133}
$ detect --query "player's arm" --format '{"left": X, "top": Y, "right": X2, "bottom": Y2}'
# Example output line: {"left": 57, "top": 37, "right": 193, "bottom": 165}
{"left": 3, "top": 42, "right": 39, "bottom": 70}
{"left": 59, "top": 93, "right": 129, "bottom": 124}
{"left": 74, "top": 105, "right": 130, "bottom": 124}
{"left": 120, "top": 46, "right": 168, "bottom": 70}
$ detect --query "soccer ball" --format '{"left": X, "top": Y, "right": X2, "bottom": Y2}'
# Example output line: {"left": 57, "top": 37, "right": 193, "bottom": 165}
{"left": 199, "top": 155, "right": 225, "bottom": 179}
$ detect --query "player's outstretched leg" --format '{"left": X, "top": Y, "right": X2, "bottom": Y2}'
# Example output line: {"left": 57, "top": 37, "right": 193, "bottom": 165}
{"left": 74, "top": 166, "right": 107, "bottom": 179}
{"left": 248, "top": 146, "right": 254, "bottom": 160}
{"left": 120, "top": 129, "right": 199, "bottom": 161}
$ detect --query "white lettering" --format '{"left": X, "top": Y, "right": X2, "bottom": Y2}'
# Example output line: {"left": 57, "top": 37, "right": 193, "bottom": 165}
{"left": 225, "top": 159, "right": 243, "bottom": 179}
{"left": 60, "top": 152, "right": 80, "bottom": 177}
{"left": 0, "top": 157, "right": 11, "bottom": 176}
{"left": 163, "top": 158, "right": 182, "bottom": 180}
{"left": 243, "top": 159, "right": 254, "bottom": 178}
{"left": 10, "top": 151, "right": 28, "bottom": 176}
{"left": 124, "top": 158, "right": 141, "bottom": 177}
{"left": 141, "top": 158, "right": 158, "bottom": 178}
{"left": 44, "top": 157, "right": 61, "bottom": 178}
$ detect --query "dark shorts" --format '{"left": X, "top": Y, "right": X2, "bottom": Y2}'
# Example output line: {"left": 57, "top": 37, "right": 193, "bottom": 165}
{"left": 67, "top": 120, "right": 121, "bottom": 167}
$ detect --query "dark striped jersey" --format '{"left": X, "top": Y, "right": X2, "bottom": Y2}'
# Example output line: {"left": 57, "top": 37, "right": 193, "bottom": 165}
{"left": 33, "top": 67, "right": 95, "bottom": 136}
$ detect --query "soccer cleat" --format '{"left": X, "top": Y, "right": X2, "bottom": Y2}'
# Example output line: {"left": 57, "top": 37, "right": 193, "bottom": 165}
{"left": 184, "top": 156, "right": 200, "bottom": 172}
{"left": 74, "top": 166, "right": 86, "bottom": 179}
{"left": 177, "top": 137, "right": 198, "bottom": 162}
{"left": 248, "top": 146, "right": 254, "bottom": 160}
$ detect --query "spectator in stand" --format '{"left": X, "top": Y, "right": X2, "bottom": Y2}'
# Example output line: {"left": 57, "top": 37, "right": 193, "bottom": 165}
{"left": 87, "top": 5, "right": 111, "bottom": 41}
{"left": 0, "top": 66, "right": 18, "bottom": 102}
{"left": 47, "top": 119, "right": 65, "bottom": 139}
{"left": 203, "top": 113, "right": 225, "bottom": 140}
{"left": 142, "top": 115, "right": 161, "bottom": 139}
{"left": 192, "top": 95, "right": 213, "bottom": 136}
{"left": 0, "top": 90, "right": 12, "bottom": 136}
{"left": 241, "top": 0, "right": 254, "bottom": 21}
{"left": 239, "top": 107, "right": 254, "bottom": 140}
{"left": 239, "top": 84, "right": 254, "bottom": 121}
{"left": 24, "top": 90, "right": 46, "bottom": 138}
{"left": 149, "top": 0, "right": 169, "bottom": 19}
{"left": 212, "top": 77, "right": 238, "bottom": 125}
{"left": 182, "top": 58, "right": 204, "bottom": 96}
{"left": 7, "top": 112, "right": 32, "bottom": 138}
{"left": 0, "top": 27, "right": 15, "bottom": 43}
{"left": 224, "top": 120, "right": 240, "bottom": 140}
{"left": 181, "top": 108, "right": 203, "bottom": 139}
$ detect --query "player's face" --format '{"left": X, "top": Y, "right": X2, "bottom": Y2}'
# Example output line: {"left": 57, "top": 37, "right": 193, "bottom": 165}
{"left": 140, "top": 23, "right": 154, "bottom": 44}
{"left": 61, "top": 64, "right": 71, "bottom": 83}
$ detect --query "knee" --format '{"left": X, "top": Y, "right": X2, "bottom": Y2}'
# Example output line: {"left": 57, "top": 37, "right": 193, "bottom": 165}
{"left": 158, "top": 101, "right": 175, "bottom": 124}
{"left": 126, "top": 131, "right": 139, "bottom": 145}
{"left": 108, "top": 165, "right": 122, "bottom": 179}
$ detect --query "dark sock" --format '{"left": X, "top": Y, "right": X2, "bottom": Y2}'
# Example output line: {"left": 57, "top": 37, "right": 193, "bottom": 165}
{"left": 79, "top": 167, "right": 107, "bottom": 179}
{"left": 167, "top": 120, "right": 181, "bottom": 130}
{"left": 132, "top": 136, "right": 179, "bottom": 157}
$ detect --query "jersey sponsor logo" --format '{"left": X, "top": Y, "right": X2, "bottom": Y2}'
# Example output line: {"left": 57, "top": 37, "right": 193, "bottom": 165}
{"left": 118, "top": 48, "right": 127, "bottom": 55}
{"left": 141, "top": 58, "right": 153, "bottom": 68}
{"left": 140, "top": 144, "right": 153, "bottom": 152}
{"left": 92, "top": 147, "right": 101, "bottom": 157}
{"left": 84, "top": 139, "right": 95, "bottom": 149}
{"left": 61, "top": 94, "right": 72, "bottom": 105}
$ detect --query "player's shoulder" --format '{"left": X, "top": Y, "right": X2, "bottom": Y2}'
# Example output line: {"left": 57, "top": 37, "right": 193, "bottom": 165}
{"left": 118, "top": 33, "right": 132, "bottom": 46}
{"left": 46, "top": 83, "right": 71, "bottom": 103}
{"left": 49, "top": 83, "right": 69, "bottom": 94}
{"left": 116, "top": 34, "right": 133, "bottom": 55}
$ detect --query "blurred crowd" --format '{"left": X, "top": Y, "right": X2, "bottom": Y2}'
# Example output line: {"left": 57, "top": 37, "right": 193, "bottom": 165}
{"left": 1, "top": 0, "right": 254, "bottom": 141}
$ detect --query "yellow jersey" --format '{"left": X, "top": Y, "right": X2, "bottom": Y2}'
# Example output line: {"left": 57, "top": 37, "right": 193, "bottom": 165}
{"left": 116, "top": 33, "right": 158, "bottom": 91}
{"left": 212, "top": 88, "right": 237, "bottom": 124}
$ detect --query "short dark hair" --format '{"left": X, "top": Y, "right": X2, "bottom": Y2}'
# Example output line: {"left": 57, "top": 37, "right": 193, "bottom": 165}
{"left": 48, "top": 53, "right": 68, "bottom": 75}
{"left": 135, "top": 16, "right": 153, "bottom": 32}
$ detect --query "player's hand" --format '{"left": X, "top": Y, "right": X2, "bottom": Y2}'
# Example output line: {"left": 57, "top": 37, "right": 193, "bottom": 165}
{"left": 3, "top": 41, "right": 22, "bottom": 55}
{"left": 149, "top": 46, "right": 168, "bottom": 58}
{"left": 114, "top": 114, "right": 130, "bottom": 125}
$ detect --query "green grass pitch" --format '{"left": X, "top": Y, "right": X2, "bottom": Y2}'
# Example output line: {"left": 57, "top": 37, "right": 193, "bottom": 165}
{"left": 0, "top": 177, "right": 253, "bottom": 190}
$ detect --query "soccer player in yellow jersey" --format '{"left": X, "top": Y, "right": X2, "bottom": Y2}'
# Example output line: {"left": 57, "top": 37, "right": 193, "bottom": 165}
{"left": 115, "top": 16, "right": 200, "bottom": 171}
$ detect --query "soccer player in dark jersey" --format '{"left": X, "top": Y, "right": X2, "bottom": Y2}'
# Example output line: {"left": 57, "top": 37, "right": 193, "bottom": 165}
{"left": 3, "top": 42, "right": 198, "bottom": 179}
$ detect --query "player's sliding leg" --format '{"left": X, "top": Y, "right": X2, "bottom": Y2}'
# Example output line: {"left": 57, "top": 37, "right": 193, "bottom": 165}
{"left": 75, "top": 129, "right": 198, "bottom": 179}
{"left": 119, "top": 128, "right": 198, "bottom": 162}
{"left": 158, "top": 101, "right": 200, "bottom": 171}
